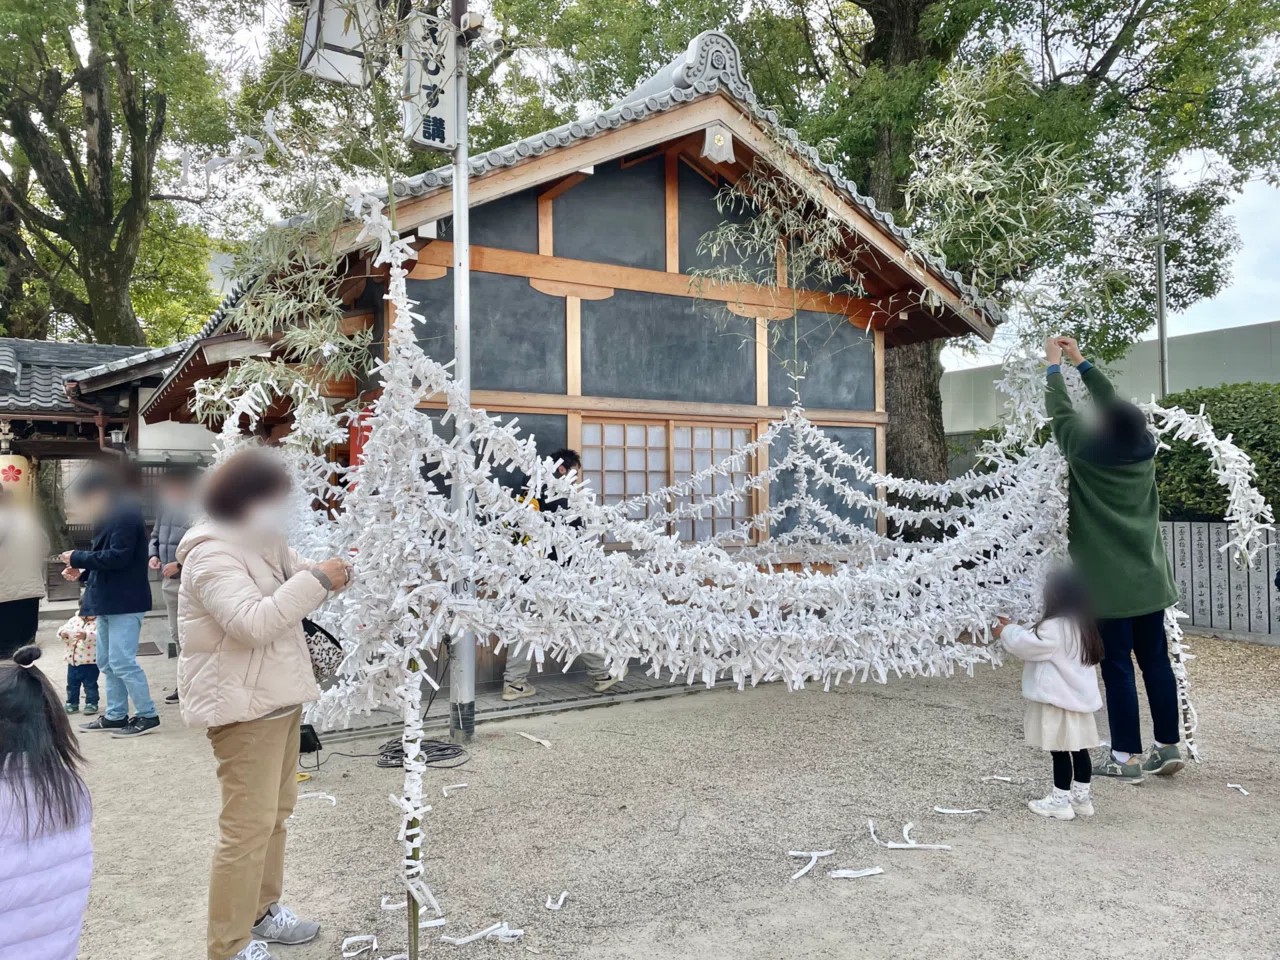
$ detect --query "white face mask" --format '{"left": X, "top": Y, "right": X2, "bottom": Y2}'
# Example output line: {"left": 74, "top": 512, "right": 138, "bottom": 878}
{"left": 245, "top": 500, "right": 291, "bottom": 537}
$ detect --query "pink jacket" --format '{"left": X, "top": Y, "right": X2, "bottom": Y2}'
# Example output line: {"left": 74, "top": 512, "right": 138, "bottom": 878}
{"left": 176, "top": 522, "right": 330, "bottom": 729}
{"left": 0, "top": 771, "right": 92, "bottom": 960}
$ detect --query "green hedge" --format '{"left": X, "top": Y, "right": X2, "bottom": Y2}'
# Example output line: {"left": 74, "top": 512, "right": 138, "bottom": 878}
{"left": 1156, "top": 382, "right": 1280, "bottom": 521}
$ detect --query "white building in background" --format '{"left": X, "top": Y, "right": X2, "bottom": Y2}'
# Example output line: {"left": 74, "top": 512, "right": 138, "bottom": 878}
{"left": 943, "top": 320, "right": 1280, "bottom": 455}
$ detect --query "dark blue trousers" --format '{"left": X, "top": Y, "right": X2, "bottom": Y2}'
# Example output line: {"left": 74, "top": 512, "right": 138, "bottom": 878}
{"left": 67, "top": 663, "right": 100, "bottom": 707}
{"left": 1098, "top": 610, "right": 1180, "bottom": 754}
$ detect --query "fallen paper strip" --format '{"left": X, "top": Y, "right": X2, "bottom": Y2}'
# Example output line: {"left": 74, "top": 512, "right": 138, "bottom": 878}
{"left": 381, "top": 955, "right": 410, "bottom": 960}
{"left": 868, "top": 819, "right": 951, "bottom": 851}
{"left": 442, "top": 783, "right": 469, "bottom": 797}
{"left": 296, "top": 792, "right": 338, "bottom": 806}
{"left": 441, "top": 921, "right": 523, "bottom": 946}
{"left": 420, "top": 917, "right": 448, "bottom": 929}
{"left": 933, "top": 807, "right": 988, "bottom": 815}
{"left": 341, "top": 935, "right": 377, "bottom": 958}
{"left": 788, "top": 849, "right": 836, "bottom": 881}
{"left": 381, "top": 896, "right": 407, "bottom": 911}
{"left": 829, "top": 867, "right": 884, "bottom": 880}
{"left": 981, "top": 776, "right": 1013, "bottom": 783}
{"left": 1227, "top": 783, "right": 1250, "bottom": 796}
{"left": 516, "top": 732, "right": 551, "bottom": 749}
{"left": 545, "top": 891, "right": 569, "bottom": 910}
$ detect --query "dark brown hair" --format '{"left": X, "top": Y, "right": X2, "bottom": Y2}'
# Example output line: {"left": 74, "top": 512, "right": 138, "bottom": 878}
{"left": 203, "top": 448, "right": 292, "bottom": 523}
{"left": 1036, "top": 568, "right": 1105, "bottom": 666}
{"left": 0, "top": 645, "right": 89, "bottom": 838}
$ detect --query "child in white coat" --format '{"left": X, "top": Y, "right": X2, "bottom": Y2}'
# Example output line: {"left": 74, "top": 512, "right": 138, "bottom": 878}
{"left": 996, "top": 570, "right": 1105, "bottom": 821}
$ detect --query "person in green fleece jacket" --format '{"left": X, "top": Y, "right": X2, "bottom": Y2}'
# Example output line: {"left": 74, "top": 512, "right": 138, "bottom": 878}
{"left": 1045, "top": 335, "right": 1185, "bottom": 783}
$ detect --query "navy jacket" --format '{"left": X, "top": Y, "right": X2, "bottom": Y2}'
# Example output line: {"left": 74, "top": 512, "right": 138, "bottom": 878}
{"left": 70, "top": 497, "right": 153, "bottom": 616}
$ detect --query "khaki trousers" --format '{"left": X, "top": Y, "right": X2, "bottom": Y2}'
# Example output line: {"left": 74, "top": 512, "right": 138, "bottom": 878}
{"left": 206, "top": 707, "right": 302, "bottom": 960}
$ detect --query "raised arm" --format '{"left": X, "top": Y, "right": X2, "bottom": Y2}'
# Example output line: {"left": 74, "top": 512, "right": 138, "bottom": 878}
{"left": 1058, "top": 335, "right": 1114, "bottom": 405}
{"left": 1044, "top": 337, "right": 1086, "bottom": 458}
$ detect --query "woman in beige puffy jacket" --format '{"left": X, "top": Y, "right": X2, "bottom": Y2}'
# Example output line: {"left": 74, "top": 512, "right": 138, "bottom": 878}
{"left": 176, "top": 449, "right": 350, "bottom": 960}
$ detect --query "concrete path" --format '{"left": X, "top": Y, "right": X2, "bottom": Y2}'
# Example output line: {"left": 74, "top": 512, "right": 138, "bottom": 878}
{"left": 44, "top": 619, "right": 1278, "bottom": 960}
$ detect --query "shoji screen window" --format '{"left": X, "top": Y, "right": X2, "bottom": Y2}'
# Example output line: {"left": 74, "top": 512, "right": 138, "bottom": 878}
{"left": 580, "top": 418, "right": 755, "bottom": 542}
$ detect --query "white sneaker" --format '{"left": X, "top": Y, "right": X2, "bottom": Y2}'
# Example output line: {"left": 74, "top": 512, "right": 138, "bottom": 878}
{"left": 1028, "top": 789, "right": 1076, "bottom": 821}
{"left": 232, "top": 942, "right": 275, "bottom": 960}
{"left": 251, "top": 903, "right": 320, "bottom": 945}
{"left": 592, "top": 666, "right": 627, "bottom": 693}
{"left": 501, "top": 682, "right": 536, "bottom": 702}
{"left": 1069, "top": 784, "right": 1095, "bottom": 818}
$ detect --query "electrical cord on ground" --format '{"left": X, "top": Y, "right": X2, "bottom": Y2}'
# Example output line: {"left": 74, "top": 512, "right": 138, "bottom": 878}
{"left": 301, "top": 736, "right": 469, "bottom": 771}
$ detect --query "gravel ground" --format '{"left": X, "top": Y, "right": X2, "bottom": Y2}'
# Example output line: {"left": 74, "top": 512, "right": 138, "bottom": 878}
{"left": 44, "top": 618, "right": 1278, "bottom": 960}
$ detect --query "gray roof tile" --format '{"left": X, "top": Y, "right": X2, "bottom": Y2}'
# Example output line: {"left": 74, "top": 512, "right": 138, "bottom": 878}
{"left": 0, "top": 338, "right": 159, "bottom": 416}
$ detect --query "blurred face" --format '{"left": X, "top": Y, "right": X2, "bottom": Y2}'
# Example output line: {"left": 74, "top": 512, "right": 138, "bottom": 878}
{"left": 79, "top": 488, "right": 112, "bottom": 522}
{"left": 159, "top": 478, "right": 191, "bottom": 507}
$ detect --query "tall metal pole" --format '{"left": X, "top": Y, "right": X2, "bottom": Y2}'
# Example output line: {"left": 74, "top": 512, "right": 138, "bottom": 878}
{"left": 447, "top": 0, "right": 476, "bottom": 744}
{"left": 1154, "top": 172, "right": 1171, "bottom": 399}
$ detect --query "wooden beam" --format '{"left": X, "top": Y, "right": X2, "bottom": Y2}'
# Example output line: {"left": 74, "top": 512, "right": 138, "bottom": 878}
{"left": 755, "top": 317, "right": 769, "bottom": 406}
{"left": 411, "top": 242, "right": 874, "bottom": 324}
{"left": 528, "top": 278, "right": 614, "bottom": 300}
{"left": 567, "top": 411, "right": 583, "bottom": 452}
{"left": 566, "top": 296, "right": 582, "bottom": 396}
{"left": 339, "top": 310, "right": 376, "bottom": 335}
{"left": 411, "top": 264, "right": 447, "bottom": 282}
{"left": 874, "top": 328, "right": 885, "bottom": 414}
{"left": 726, "top": 302, "right": 794, "bottom": 321}
{"left": 665, "top": 151, "right": 680, "bottom": 273}
{"left": 537, "top": 193, "right": 553, "bottom": 256}
{"left": 415, "top": 389, "right": 886, "bottom": 426}
{"left": 336, "top": 99, "right": 734, "bottom": 254}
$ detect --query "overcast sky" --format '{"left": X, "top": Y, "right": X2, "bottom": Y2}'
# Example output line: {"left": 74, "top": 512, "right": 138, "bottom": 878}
{"left": 943, "top": 180, "right": 1280, "bottom": 370}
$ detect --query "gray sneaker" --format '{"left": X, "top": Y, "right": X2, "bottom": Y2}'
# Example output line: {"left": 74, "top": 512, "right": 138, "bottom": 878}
{"left": 232, "top": 942, "right": 275, "bottom": 960}
{"left": 592, "top": 666, "right": 627, "bottom": 694}
{"left": 251, "top": 904, "right": 320, "bottom": 945}
{"left": 1141, "top": 743, "right": 1186, "bottom": 777}
{"left": 1092, "top": 752, "right": 1145, "bottom": 784}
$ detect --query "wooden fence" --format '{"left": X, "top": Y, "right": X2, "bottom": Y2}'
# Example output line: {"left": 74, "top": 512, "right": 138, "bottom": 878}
{"left": 1160, "top": 522, "right": 1279, "bottom": 636}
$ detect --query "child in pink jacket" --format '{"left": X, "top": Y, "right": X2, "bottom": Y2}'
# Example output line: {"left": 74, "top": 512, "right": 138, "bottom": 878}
{"left": 57, "top": 614, "right": 99, "bottom": 715}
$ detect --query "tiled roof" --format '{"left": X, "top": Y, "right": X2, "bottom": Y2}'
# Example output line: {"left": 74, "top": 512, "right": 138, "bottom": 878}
{"left": 0, "top": 338, "right": 160, "bottom": 416}
{"left": 66, "top": 341, "right": 188, "bottom": 385}
{"left": 375, "top": 30, "right": 1004, "bottom": 326}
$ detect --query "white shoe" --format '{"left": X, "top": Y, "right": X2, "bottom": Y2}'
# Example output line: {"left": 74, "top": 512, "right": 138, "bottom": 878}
{"left": 502, "top": 682, "right": 536, "bottom": 702}
{"left": 1028, "top": 790, "right": 1076, "bottom": 821}
{"left": 1069, "top": 784, "right": 1095, "bottom": 818}
{"left": 592, "top": 666, "right": 627, "bottom": 693}
{"left": 232, "top": 942, "right": 275, "bottom": 960}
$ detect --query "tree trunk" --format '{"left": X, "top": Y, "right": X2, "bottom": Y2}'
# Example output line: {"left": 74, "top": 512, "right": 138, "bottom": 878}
{"left": 36, "top": 459, "right": 71, "bottom": 553}
{"left": 81, "top": 252, "right": 144, "bottom": 345}
{"left": 862, "top": 1, "right": 953, "bottom": 485}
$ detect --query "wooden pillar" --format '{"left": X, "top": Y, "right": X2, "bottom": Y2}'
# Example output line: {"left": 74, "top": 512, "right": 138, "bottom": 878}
{"left": 664, "top": 152, "right": 679, "bottom": 273}
{"left": 566, "top": 296, "right": 582, "bottom": 396}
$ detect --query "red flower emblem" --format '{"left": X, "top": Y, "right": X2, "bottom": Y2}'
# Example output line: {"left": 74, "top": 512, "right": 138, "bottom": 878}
{"left": 1, "top": 465, "right": 22, "bottom": 484}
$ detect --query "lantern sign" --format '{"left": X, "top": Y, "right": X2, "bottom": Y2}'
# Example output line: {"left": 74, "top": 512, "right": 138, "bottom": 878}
{"left": 400, "top": 12, "right": 457, "bottom": 152}
{"left": 297, "top": 0, "right": 389, "bottom": 87}
{"left": 0, "top": 454, "right": 33, "bottom": 502}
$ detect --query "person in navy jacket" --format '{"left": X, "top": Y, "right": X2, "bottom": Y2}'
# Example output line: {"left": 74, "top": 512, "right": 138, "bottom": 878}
{"left": 59, "top": 464, "right": 159, "bottom": 739}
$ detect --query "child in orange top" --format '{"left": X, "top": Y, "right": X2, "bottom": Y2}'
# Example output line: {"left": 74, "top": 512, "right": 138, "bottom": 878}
{"left": 57, "top": 614, "right": 99, "bottom": 715}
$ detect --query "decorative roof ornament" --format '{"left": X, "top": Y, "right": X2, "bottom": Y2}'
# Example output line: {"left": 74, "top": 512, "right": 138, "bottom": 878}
{"left": 618, "top": 31, "right": 751, "bottom": 106}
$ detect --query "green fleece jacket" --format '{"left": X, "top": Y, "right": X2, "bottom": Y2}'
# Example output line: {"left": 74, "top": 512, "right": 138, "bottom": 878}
{"left": 1046, "top": 364, "right": 1178, "bottom": 619}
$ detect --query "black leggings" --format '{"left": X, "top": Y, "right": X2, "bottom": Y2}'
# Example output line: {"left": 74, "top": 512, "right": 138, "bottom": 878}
{"left": 1051, "top": 750, "right": 1092, "bottom": 791}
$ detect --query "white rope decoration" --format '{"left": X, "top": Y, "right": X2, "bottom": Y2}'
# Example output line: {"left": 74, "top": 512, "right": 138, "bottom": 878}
{"left": 200, "top": 197, "right": 1270, "bottom": 918}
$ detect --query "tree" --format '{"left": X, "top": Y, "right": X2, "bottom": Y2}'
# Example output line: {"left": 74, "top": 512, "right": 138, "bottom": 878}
{"left": 481, "top": 0, "right": 1280, "bottom": 482}
{"left": 0, "top": 0, "right": 232, "bottom": 344}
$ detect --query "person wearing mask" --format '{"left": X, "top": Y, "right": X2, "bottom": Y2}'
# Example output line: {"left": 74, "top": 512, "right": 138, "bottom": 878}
{"left": 0, "top": 487, "right": 50, "bottom": 654}
{"left": 501, "top": 448, "right": 625, "bottom": 701}
{"left": 1044, "top": 335, "right": 1183, "bottom": 783}
{"left": 60, "top": 464, "right": 157, "bottom": 739}
{"left": 0, "top": 641, "right": 93, "bottom": 960}
{"left": 149, "top": 467, "right": 196, "bottom": 703}
{"left": 176, "top": 448, "right": 350, "bottom": 960}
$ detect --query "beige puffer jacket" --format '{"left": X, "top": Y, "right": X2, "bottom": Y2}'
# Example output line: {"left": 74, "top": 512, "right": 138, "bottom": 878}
{"left": 175, "top": 522, "right": 330, "bottom": 729}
